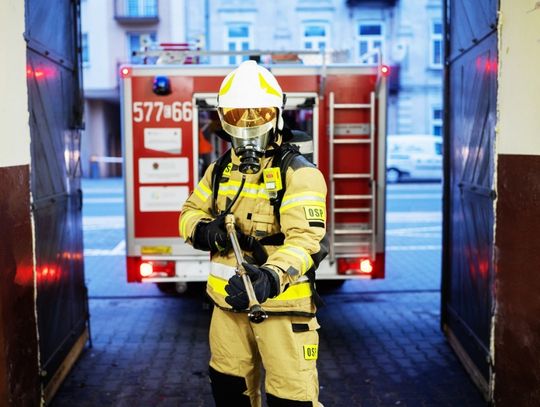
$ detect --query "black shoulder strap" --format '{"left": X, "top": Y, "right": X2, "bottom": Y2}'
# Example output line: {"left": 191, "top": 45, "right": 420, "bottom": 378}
{"left": 270, "top": 143, "right": 301, "bottom": 221}
{"left": 210, "top": 149, "right": 232, "bottom": 216}
{"left": 262, "top": 144, "right": 325, "bottom": 309}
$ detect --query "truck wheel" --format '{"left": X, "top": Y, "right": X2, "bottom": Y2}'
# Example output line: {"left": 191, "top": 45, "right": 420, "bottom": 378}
{"left": 317, "top": 280, "right": 346, "bottom": 292}
{"left": 156, "top": 282, "right": 188, "bottom": 295}
{"left": 387, "top": 168, "right": 401, "bottom": 183}
{"left": 156, "top": 282, "right": 176, "bottom": 294}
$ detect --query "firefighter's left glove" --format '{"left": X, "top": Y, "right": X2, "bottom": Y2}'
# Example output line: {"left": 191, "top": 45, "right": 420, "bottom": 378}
{"left": 224, "top": 263, "right": 280, "bottom": 311}
{"left": 192, "top": 215, "right": 230, "bottom": 253}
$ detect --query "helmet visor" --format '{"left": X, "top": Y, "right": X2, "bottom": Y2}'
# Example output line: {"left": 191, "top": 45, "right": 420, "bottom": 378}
{"left": 220, "top": 107, "right": 277, "bottom": 128}
{"left": 218, "top": 107, "right": 278, "bottom": 147}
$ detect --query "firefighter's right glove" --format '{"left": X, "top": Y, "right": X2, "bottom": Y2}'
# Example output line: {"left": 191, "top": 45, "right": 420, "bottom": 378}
{"left": 224, "top": 263, "right": 280, "bottom": 311}
{"left": 192, "top": 215, "right": 230, "bottom": 253}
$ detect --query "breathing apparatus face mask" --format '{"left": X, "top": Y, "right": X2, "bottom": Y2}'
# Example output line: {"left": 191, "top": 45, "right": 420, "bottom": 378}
{"left": 218, "top": 107, "right": 278, "bottom": 174}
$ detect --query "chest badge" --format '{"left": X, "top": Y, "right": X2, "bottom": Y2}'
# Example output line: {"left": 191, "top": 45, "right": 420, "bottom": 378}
{"left": 263, "top": 168, "right": 282, "bottom": 198}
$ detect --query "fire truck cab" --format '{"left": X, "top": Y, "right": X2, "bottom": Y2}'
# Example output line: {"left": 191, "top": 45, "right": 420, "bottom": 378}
{"left": 120, "top": 53, "right": 388, "bottom": 291}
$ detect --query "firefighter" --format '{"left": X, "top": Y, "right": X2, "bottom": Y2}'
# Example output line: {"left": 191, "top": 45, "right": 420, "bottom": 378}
{"left": 179, "top": 60, "right": 328, "bottom": 407}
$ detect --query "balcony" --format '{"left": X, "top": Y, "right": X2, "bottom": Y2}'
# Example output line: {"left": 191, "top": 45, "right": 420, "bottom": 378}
{"left": 346, "top": 0, "right": 398, "bottom": 7}
{"left": 114, "top": 0, "right": 159, "bottom": 24}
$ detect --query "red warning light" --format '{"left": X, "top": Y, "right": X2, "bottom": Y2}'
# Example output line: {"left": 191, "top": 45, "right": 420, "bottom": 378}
{"left": 120, "top": 67, "right": 132, "bottom": 78}
{"left": 380, "top": 65, "right": 390, "bottom": 77}
{"left": 26, "top": 65, "right": 55, "bottom": 80}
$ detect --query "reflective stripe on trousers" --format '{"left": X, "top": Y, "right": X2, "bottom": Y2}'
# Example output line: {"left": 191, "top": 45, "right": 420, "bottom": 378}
{"left": 209, "top": 262, "right": 312, "bottom": 301}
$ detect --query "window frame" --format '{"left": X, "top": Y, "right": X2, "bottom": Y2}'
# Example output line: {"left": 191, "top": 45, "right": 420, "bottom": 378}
{"left": 81, "top": 32, "right": 89, "bottom": 67}
{"left": 301, "top": 21, "right": 330, "bottom": 51}
{"left": 127, "top": 32, "right": 157, "bottom": 64}
{"left": 431, "top": 106, "right": 443, "bottom": 136}
{"left": 126, "top": 0, "right": 158, "bottom": 17}
{"left": 429, "top": 19, "right": 443, "bottom": 69}
{"left": 356, "top": 21, "right": 385, "bottom": 66}
{"left": 225, "top": 23, "right": 252, "bottom": 65}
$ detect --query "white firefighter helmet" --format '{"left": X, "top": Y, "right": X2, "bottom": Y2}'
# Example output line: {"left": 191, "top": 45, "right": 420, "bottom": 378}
{"left": 217, "top": 60, "right": 284, "bottom": 148}
{"left": 217, "top": 60, "right": 286, "bottom": 173}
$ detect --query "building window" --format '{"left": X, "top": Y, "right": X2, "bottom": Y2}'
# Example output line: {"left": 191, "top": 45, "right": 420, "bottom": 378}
{"left": 431, "top": 107, "right": 443, "bottom": 136}
{"left": 357, "top": 22, "right": 384, "bottom": 65}
{"left": 430, "top": 20, "right": 443, "bottom": 68}
{"left": 226, "top": 24, "right": 251, "bottom": 65}
{"left": 126, "top": 0, "right": 158, "bottom": 17}
{"left": 302, "top": 23, "right": 329, "bottom": 51}
{"left": 128, "top": 33, "right": 156, "bottom": 63}
{"left": 82, "top": 33, "right": 89, "bottom": 66}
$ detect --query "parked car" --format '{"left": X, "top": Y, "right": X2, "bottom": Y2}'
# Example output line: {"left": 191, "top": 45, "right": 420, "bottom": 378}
{"left": 386, "top": 135, "right": 442, "bottom": 183}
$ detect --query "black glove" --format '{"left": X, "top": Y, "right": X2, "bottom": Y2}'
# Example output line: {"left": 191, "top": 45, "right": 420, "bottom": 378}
{"left": 224, "top": 263, "right": 280, "bottom": 311}
{"left": 192, "top": 215, "right": 230, "bottom": 253}
{"left": 237, "top": 233, "right": 268, "bottom": 266}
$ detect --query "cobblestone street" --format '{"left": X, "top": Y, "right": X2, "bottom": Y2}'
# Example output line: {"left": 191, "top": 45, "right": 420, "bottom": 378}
{"left": 50, "top": 180, "right": 487, "bottom": 406}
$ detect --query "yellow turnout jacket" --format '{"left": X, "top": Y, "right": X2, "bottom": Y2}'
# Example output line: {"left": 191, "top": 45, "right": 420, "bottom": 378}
{"left": 179, "top": 143, "right": 328, "bottom": 314}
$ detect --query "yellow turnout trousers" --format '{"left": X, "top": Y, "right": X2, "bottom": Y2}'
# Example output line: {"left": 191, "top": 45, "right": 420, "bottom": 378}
{"left": 209, "top": 306, "right": 320, "bottom": 406}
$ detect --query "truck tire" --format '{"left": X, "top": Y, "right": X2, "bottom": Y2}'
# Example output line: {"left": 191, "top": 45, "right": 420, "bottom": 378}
{"left": 317, "top": 279, "right": 346, "bottom": 293}
{"left": 156, "top": 282, "right": 207, "bottom": 297}
{"left": 156, "top": 282, "right": 188, "bottom": 295}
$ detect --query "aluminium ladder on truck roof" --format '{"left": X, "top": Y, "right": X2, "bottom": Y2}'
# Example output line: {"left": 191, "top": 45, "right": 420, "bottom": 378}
{"left": 328, "top": 91, "right": 377, "bottom": 263}
{"left": 132, "top": 43, "right": 324, "bottom": 65}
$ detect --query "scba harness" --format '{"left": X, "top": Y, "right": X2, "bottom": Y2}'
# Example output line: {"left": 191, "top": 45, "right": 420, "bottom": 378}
{"left": 209, "top": 141, "right": 326, "bottom": 309}
{"left": 211, "top": 143, "right": 301, "bottom": 213}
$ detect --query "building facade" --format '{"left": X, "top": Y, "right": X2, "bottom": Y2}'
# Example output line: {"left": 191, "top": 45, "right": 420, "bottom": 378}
{"left": 81, "top": 0, "right": 442, "bottom": 176}
{"left": 81, "top": 0, "right": 186, "bottom": 176}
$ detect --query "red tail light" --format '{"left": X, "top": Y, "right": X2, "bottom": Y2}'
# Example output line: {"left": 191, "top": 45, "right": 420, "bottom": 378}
{"left": 359, "top": 259, "right": 373, "bottom": 273}
{"left": 380, "top": 65, "right": 390, "bottom": 77}
{"left": 337, "top": 258, "right": 374, "bottom": 275}
{"left": 140, "top": 262, "right": 153, "bottom": 277}
{"left": 139, "top": 260, "right": 175, "bottom": 278}
{"left": 127, "top": 257, "right": 176, "bottom": 282}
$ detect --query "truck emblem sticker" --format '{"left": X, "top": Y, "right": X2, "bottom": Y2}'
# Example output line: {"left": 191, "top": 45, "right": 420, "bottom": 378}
{"left": 141, "top": 245, "right": 173, "bottom": 255}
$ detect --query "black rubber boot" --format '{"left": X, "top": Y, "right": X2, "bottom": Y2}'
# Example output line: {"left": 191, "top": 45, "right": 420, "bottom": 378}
{"left": 208, "top": 366, "right": 251, "bottom": 407}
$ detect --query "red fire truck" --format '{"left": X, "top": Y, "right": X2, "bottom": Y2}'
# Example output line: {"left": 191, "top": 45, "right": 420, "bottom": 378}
{"left": 120, "top": 51, "right": 388, "bottom": 292}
